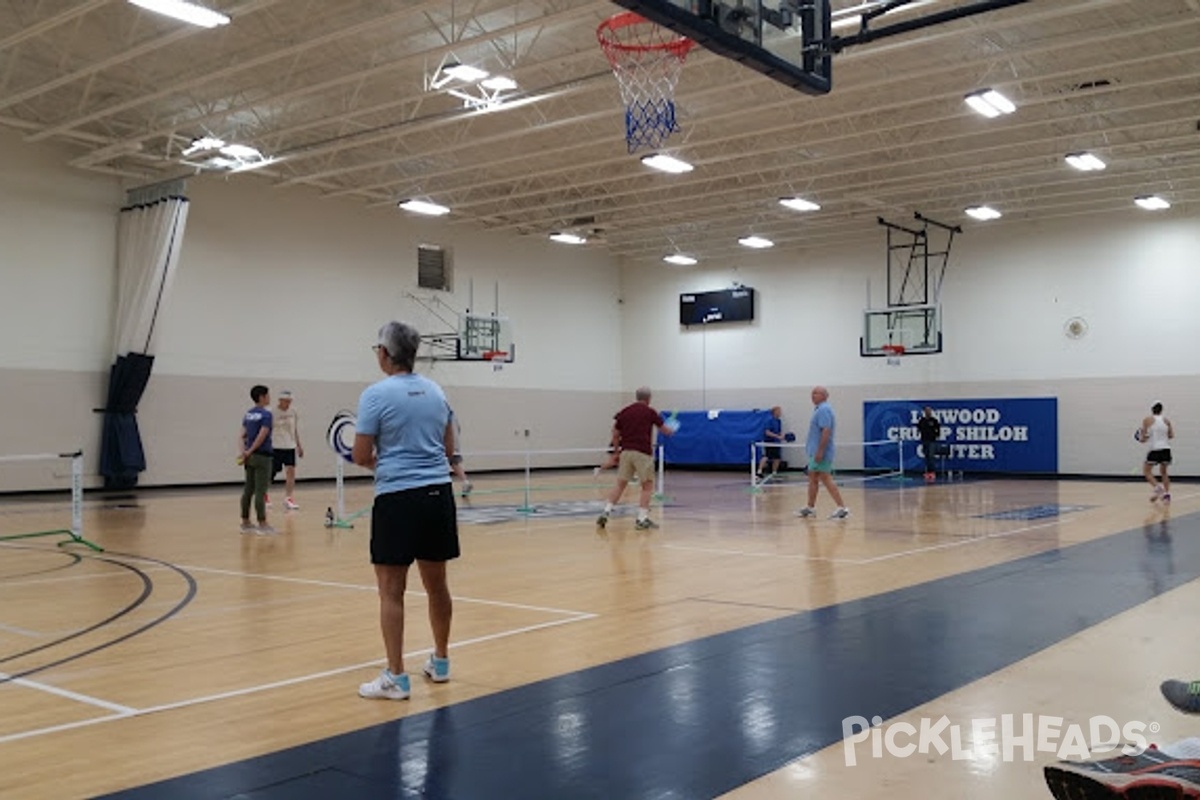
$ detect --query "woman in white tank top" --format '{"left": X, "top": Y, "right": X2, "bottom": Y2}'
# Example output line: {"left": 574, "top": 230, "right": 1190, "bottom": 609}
{"left": 1140, "top": 402, "right": 1174, "bottom": 502}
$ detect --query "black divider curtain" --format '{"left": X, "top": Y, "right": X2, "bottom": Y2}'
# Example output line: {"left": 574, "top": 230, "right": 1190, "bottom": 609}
{"left": 99, "top": 353, "right": 154, "bottom": 489}
{"left": 99, "top": 192, "right": 189, "bottom": 489}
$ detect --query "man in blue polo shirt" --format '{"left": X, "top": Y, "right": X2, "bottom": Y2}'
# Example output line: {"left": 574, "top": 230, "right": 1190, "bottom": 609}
{"left": 795, "top": 386, "right": 849, "bottom": 520}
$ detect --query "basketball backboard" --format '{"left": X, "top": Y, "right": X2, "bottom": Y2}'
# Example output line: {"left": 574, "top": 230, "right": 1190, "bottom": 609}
{"left": 861, "top": 304, "right": 941, "bottom": 357}
{"left": 608, "top": 0, "right": 832, "bottom": 95}
{"left": 457, "top": 313, "right": 514, "bottom": 362}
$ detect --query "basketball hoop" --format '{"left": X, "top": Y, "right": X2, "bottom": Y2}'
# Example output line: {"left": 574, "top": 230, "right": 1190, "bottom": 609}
{"left": 483, "top": 350, "right": 509, "bottom": 372}
{"left": 597, "top": 11, "right": 695, "bottom": 153}
{"left": 881, "top": 344, "right": 906, "bottom": 366}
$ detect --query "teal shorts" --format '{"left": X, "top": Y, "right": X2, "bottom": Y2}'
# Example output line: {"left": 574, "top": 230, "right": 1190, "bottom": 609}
{"left": 808, "top": 457, "right": 834, "bottom": 473}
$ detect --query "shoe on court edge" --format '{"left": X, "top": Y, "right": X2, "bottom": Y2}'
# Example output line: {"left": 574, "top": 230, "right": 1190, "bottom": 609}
{"left": 635, "top": 518, "right": 659, "bottom": 530}
{"left": 795, "top": 507, "right": 816, "bottom": 518}
{"left": 1163, "top": 680, "right": 1200, "bottom": 714}
{"left": 359, "top": 670, "right": 410, "bottom": 700}
{"left": 423, "top": 655, "right": 450, "bottom": 683}
{"left": 1043, "top": 745, "right": 1200, "bottom": 799}
{"left": 829, "top": 507, "right": 850, "bottom": 519}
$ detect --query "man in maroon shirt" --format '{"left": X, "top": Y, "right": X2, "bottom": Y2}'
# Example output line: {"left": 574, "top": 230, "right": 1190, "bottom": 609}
{"left": 597, "top": 386, "right": 675, "bottom": 530}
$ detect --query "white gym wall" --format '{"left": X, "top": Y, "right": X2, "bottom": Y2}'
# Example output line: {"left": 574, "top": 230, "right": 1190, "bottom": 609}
{"left": 2, "top": 124, "right": 1198, "bottom": 488}
{"left": 620, "top": 213, "right": 1200, "bottom": 475}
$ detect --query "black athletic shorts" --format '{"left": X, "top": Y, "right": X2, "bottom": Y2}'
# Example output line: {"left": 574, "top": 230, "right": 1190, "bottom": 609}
{"left": 272, "top": 448, "right": 296, "bottom": 474}
{"left": 370, "top": 483, "right": 459, "bottom": 566}
{"left": 765, "top": 446, "right": 781, "bottom": 460}
{"left": 1147, "top": 449, "right": 1172, "bottom": 465}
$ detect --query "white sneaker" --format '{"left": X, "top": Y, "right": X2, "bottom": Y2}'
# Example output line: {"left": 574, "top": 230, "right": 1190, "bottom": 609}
{"left": 829, "top": 507, "right": 851, "bottom": 519}
{"left": 240, "top": 522, "right": 256, "bottom": 534}
{"left": 795, "top": 507, "right": 816, "bottom": 518}
{"left": 423, "top": 655, "right": 451, "bottom": 683}
{"left": 285, "top": 497, "right": 300, "bottom": 510}
{"left": 256, "top": 524, "right": 277, "bottom": 534}
{"left": 359, "top": 669, "right": 410, "bottom": 700}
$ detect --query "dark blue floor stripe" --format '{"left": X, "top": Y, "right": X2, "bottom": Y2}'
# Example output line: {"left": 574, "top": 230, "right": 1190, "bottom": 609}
{"left": 99, "top": 512, "right": 1196, "bottom": 800}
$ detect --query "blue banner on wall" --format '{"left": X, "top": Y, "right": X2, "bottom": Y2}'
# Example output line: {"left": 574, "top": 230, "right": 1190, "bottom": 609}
{"left": 863, "top": 398, "right": 1058, "bottom": 474}
{"left": 660, "top": 409, "right": 775, "bottom": 466}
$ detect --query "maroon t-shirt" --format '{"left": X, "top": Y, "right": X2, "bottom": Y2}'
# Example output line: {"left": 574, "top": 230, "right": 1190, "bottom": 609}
{"left": 613, "top": 402, "right": 664, "bottom": 455}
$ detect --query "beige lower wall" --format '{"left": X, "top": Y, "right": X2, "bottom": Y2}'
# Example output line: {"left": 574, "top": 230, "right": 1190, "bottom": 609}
{"left": 1, "top": 368, "right": 1192, "bottom": 492}
{"left": 0, "top": 368, "right": 622, "bottom": 492}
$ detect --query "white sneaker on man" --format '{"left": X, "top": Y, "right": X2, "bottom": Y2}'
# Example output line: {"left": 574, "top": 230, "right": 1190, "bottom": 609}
{"left": 285, "top": 497, "right": 300, "bottom": 510}
{"left": 829, "top": 507, "right": 850, "bottom": 519}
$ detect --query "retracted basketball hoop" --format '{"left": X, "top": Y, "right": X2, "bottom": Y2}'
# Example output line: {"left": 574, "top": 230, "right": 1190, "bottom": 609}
{"left": 597, "top": 11, "right": 695, "bottom": 153}
{"left": 882, "top": 344, "right": 906, "bottom": 366}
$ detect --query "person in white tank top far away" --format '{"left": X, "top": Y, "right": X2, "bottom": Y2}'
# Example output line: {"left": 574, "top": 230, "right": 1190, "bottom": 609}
{"left": 1140, "top": 401, "right": 1175, "bottom": 502}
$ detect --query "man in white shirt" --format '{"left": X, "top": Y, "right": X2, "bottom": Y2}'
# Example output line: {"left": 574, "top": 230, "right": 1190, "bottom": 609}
{"left": 272, "top": 390, "right": 304, "bottom": 510}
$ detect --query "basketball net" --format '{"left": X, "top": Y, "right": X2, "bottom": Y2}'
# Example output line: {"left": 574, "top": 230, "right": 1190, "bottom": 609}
{"left": 882, "top": 344, "right": 905, "bottom": 367}
{"left": 484, "top": 350, "right": 508, "bottom": 372}
{"left": 597, "top": 12, "right": 694, "bottom": 153}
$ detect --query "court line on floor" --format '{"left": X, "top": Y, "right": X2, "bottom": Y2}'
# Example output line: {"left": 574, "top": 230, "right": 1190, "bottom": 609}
{"left": 661, "top": 519, "right": 1071, "bottom": 565}
{"left": 659, "top": 543, "right": 859, "bottom": 564}
{"left": 0, "top": 611, "right": 597, "bottom": 745}
{"left": 175, "top": 563, "right": 591, "bottom": 617}
{"left": 0, "top": 672, "right": 135, "bottom": 714}
{"left": 850, "top": 518, "right": 1069, "bottom": 564}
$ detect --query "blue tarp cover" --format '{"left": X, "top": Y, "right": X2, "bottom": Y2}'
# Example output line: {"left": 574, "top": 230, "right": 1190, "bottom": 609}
{"left": 660, "top": 409, "right": 775, "bottom": 466}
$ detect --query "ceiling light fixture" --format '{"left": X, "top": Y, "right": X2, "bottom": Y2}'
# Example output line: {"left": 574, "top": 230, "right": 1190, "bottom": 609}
{"left": 443, "top": 63, "right": 489, "bottom": 83}
{"left": 182, "top": 136, "right": 225, "bottom": 156}
{"left": 128, "top": 0, "right": 230, "bottom": 28}
{"left": 1065, "top": 152, "right": 1106, "bottom": 171}
{"left": 964, "top": 88, "right": 1016, "bottom": 118}
{"left": 480, "top": 76, "right": 518, "bottom": 91}
{"left": 779, "top": 196, "right": 821, "bottom": 212}
{"left": 965, "top": 205, "right": 1002, "bottom": 221}
{"left": 663, "top": 254, "right": 698, "bottom": 266}
{"left": 738, "top": 235, "right": 774, "bottom": 249}
{"left": 640, "top": 154, "right": 694, "bottom": 174}
{"left": 830, "top": 0, "right": 937, "bottom": 30}
{"left": 219, "top": 143, "right": 262, "bottom": 160}
{"left": 1134, "top": 195, "right": 1171, "bottom": 211}
{"left": 549, "top": 232, "right": 586, "bottom": 245}
{"left": 397, "top": 199, "right": 450, "bottom": 216}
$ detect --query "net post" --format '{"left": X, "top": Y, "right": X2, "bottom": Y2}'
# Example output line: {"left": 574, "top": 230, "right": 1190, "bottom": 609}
{"left": 71, "top": 452, "right": 83, "bottom": 539}
{"left": 653, "top": 444, "right": 666, "bottom": 502}
{"left": 327, "top": 455, "right": 359, "bottom": 529}
{"left": 897, "top": 439, "right": 904, "bottom": 476}
{"left": 64, "top": 452, "right": 101, "bottom": 551}
{"left": 336, "top": 455, "right": 345, "bottom": 520}
{"left": 750, "top": 442, "right": 763, "bottom": 493}
{"left": 517, "top": 447, "right": 535, "bottom": 513}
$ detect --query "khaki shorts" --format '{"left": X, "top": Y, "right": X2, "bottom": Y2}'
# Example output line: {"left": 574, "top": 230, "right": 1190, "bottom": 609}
{"left": 617, "top": 450, "right": 655, "bottom": 484}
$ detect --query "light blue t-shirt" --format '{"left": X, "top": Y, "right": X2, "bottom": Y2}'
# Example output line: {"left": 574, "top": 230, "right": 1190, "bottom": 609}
{"left": 356, "top": 373, "right": 453, "bottom": 495}
{"left": 806, "top": 401, "right": 836, "bottom": 463}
